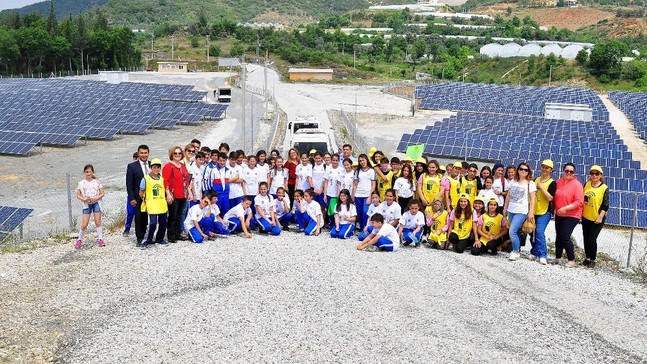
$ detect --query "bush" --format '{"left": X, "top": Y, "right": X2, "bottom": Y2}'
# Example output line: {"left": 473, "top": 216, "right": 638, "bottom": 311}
{"left": 209, "top": 45, "right": 220, "bottom": 57}
{"left": 189, "top": 36, "right": 200, "bottom": 48}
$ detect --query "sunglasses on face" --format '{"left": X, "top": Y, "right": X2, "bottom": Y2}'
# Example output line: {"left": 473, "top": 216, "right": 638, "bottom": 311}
{"left": 173, "top": 152, "right": 183, "bottom": 156}
{"left": 564, "top": 170, "right": 575, "bottom": 174}
{"left": 186, "top": 150, "right": 195, "bottom": 154}
{"left": 518, "top": 167, "right": 529, "bottom": 172}
{"left": 590, "top": 172, "right": 601, "bottom": 176}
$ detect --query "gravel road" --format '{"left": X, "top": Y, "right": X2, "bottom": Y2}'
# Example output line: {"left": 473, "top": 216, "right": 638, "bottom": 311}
{"left": 1, "top": 231, "right": 645, "bottom": 363}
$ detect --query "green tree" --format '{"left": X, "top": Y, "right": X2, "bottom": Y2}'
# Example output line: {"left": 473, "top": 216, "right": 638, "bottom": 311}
{"left": 588, "top": 40, "right": 628, "bottom": 77}
{"left": 413, "top": 38, "right": 426, "bottom": 63}
{"left": 575, "top": 49, "right": 588, "bottom": 66}
{"left": 230, "top": 42, "right": 244, "bottom": 57}
{"left": 209, "top": 44, "right": 221, "bottom": 57}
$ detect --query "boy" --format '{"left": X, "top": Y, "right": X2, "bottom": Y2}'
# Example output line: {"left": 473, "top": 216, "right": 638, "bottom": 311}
{"left": 190, "top": 151, "right": 206, "bottom": 207}
{"left": 228, "top": 151, "right": 245, "bottom": 208}
{"left": 202, "top": 150, "right": 219, "bottom": 195}
{"left": 358, "top": 191, "right": 382, "bottom": 240}
{"left": 124, "top": 151, "right": 139, "bottom": 236}
{"left": 357, "top": 213, "right": 400, "bottom": 252}
{"left": 390, "top": 157, "right": 401, "bottom": 186}
{"left": 223, "top": 196, "right": 254, "bottom": 238}
{"left": 138, "top": 158, "right": 170, "bottom": 249}
{"left": 376, "top": 157, "right": 393, "bottom": 202}
{"left": 208, "top": 152, "right": 231, "bottom": 216}
{"left": 184, "top": 195, "right": 215, "bottom": 244}
{"left": 207, "top": 191, "right": 230, "bottom": 235}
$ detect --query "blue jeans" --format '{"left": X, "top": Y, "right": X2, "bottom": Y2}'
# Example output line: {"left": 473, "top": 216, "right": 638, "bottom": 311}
{"left": 508, "top": 212, "right": 528, "bottom": 252}
{"left": 530, "top": 212, "right": 550, "bottom": 259}
{"left": 82, "top": 202, "right": 101, "bottom": 215}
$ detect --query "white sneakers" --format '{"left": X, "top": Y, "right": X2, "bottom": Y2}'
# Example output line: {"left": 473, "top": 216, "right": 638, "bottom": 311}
{"left": 508, "top": 251, "right": 521, "bottom": 261}
{"left": 539, "top": 258, "right": 547, "bottom": 265}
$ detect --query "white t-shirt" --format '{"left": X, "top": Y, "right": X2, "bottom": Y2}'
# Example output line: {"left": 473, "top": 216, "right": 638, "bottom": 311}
{"left": 223, "top": 203, "right": 252, "bottom": 221}
{"left": 254, "top": 194, "right": 275, "bottom": 220}
{"left": 257, "top": 163, "right": 270, "bottom": 183}
{"left": 336, "top": 203, "right": 357, "bottom": 225}
{"left": 274, "top": 196, "right": 291, "bottom": 218}
{"left": 190, "top": 163, "right": 206, "bottom": 200}
{"left": 184, "top": 204, "right": 208, "bottom": 232}
{"left": 372, "top": 223, "right": 400, "bottom": 251}
{"left": 312, "top": 163, "right": 327, "bottom": 190}
{"left": 393, "top": 177, "right": 415, "bottom": 199}
{"left": 507, "top": 180, "right": 536, "bottom": 214}
{"left": 78, "top": 178, "right": 103, "bottom": 209}
{"left": 378, "top": 201, "right": 402, "bottom": 225}
{"left": 243, "top": 166, "right": 262, "bottom": 196}
{"left": 366, "top": 203, "right": 380, "bottom": 220}
{"left": 295, "top": 163, "right": 313, "bottom": 190}
{"left": 355, "top": 168, "right": 376, "bottom": 197}
{"left": 491, "top": 177, "right": 507, "bottom": 206}
{"left": 341, "top": 170, "right": 356, "bottom": 194}
{"left": 325, "top": 166, "right": 344, "bottom": 197}
{"left": 304, "top": 200, "right": 323, "bottom": 228}
{"left": 478, "top": 188, "right": 497, "bottom": 203}
{"left": 399, "top": 210, "right": 425, "bottom": 229}
{"left": 269, "top": 168, "right": 288, "bottom": 195}
{"left": 229, "top": 163, "right": 245, "bottom": 198}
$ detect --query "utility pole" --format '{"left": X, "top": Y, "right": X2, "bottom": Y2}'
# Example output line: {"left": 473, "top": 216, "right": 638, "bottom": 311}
{"left": 171, "top": 35, "right": 175, "bottom": 60}
{"left": 264, "top": 56, "right": 268, "bottom": 114}
{"left": 206, "top": 34, "right": 210, "bottom": 63}
{"left": 353, "top": 50, "right": 356, "bottom": 69}
{"left": 549, "top": 65, "right": 553, "bottom": 87}
{"left": 256, "top": 34, "right": 260, "bottom": 60}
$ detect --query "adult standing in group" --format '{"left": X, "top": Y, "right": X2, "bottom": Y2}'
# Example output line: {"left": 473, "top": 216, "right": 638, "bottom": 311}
{"left": 581, "top": 165, "right": 609, "bottom": 268}
{"left": 503, "top": 162, "right": 536, "bottom": 261}
{"left": 284, "top": 148, "right": 300, "bottom": 209}
{"left": 553, "top": 162, "right": 584, "bottom": 267}
{"left": 126, "top": 144, "right": 150, "bottom": 246}
{"left": 532, "top": 160, "right": 557, "bottom": 265}
{"left": 163, "top": 145, "right": 193, "bottom": 244}
{"left": 342, "top": 144, "right": 357, "bottom": 163}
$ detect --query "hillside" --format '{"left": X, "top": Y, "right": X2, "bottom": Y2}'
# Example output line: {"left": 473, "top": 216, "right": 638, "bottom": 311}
{"left": 0, "top": 0, "right": 108, "bottom": 19}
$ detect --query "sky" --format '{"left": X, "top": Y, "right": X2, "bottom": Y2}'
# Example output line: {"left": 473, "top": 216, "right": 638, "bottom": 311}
{"left": 0, "top": 0, "right": 43, "bottom": 12}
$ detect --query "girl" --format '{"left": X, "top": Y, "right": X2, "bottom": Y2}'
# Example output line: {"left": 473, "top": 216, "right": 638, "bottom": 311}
{"left": 503, "top": 162, "right": 536, "bottom": 262}
{"left": 532, "top": 159, "right": 557, "bottom": 265}
{"left": 478, "top": 176, "right": 497, "bottom": 202}
{"left": 353, "top": 154, "right": 376, "bottom": 232}
{"left": 323, "top": 152, "right": 332, "bottom": 168}
{"left": 256, "top": 150, "right": 271, "bottom": 185}
{"left": 427, "top": 197, "right": 448, "bottom": 249}
{"left": 242, "top": 155, "right": 262, "bottom": 216}
{"left": 311, "top": 152, "right": 328, "bottom": 215}
{"left": 324, "top": 154, "right": 343, "bottom": 227}
{"left": 491, "top": 163, "right": 507, "bottom": 213}
{"left": 472, "top": 196, "right": 486, "bottom": 245}
{"left": 340, "top": 158, "right": 356, "bottom": 195}
{"left": 418, "top": 160, "right": 445, "bottom": 216}
{"left": 443, "top": 194, "right": 473, "bottom": 253}
{"left": 75, "top": 164, "right": 106, "bottom": 248}
{"left": 274, "top": 187, "right": 293, "bottom": 230}
{"left": 581, "top": 165, "right": 608, "bottom": 269}
{"left": 377, "top": 189, "right": 402, "bottom": 229}
{"left": 474, "top": 198, "right": 508, "bottom": 256}
{"left": 399, "top": 199, "right": 425, "bottom": 247}
{"left": 331, "top": 189, "right": 357, "bottom": 239}
{"left": 270, "top": 156, "right": 288, "bottom": 197}
{"left": 295, "top": 153, "right": 313, "bottom": 191}
{"left": 292, "top": 189, "right": 306, "bottom": 231}
{"left": 163, "top": 146, "right": 193, "bottom": 244}
{"left": 394, "top": 164, "right": 416, "bottom": 214}
{"left": 479, "top": 166, "right": 492, "bottom": 187}
{"left": 358, "top": 191, "right": 381, "bottom": 240}
{"left": 254, "top": 182, "right": 281, "bottom": 235}
{"left": 414, "top": 158, "right": 426, "bottom": 181}
{"left": 300, "top": 188, "right": 323, "bottom": 236}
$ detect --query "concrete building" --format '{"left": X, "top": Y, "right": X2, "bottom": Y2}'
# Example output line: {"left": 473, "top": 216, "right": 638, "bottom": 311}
{"left": 288, "top": 68, "right": 333, "bottom": 81}
{"left": 157, "top": 62, "right": 189, "bottom": 73}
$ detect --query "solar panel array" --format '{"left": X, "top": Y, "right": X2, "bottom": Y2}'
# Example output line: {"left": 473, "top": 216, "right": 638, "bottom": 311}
{"left": 609, "top": 91, "right": 647, "bottom": 142}
{"left": 0, "top": 79, "right": 228, "bottom": 156}
{"left": 416, "top": 82, "right": 609, "bottom": 121}
{"left": 0, "top": 205, "right": 33, "bottom": 242}
{"left": 397, "top": 112, "right": 647, "bottom": 228}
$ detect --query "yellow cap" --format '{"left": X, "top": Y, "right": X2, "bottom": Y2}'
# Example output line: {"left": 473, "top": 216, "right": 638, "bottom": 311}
{"left": 439, "top": 165, "right": 446, "bottom": 171}
{"left": 416, "top": 157, "right": 426, "bottom": 164}
{"left": 352, "top": 161, "right": 359, "bottom": 167}
{"left": 474, "top": 196, "right": 485, "bottom": 204}
{"left": 487, "top": 197, "right": 498, "bottom": 204}
{"left": 150, "top": 158, "right": 162, "bottom": 166}
{"left": 369, "top": 147, "right": 377, "bottom": 156}
{"left": 590, "top": 165, "right": 603, "bottom": 174}
{"left": 459, "top": 193, "right": 470, "bottom": 200}
{"left": 541, "top": 159, "right": 554, "bottom": 169}
{"left": 453, "top": 161, "right": 463, "bottom": 168}
{"left": 403, "top": 156, "right": 413, "bottom": 162}
{"left": 309, "top": 149, "right": 317, "bottom": 154}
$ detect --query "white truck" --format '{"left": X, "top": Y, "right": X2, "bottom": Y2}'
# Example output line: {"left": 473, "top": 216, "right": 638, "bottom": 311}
{"left": 215, "top": 86, "right": 231, "bottom": 102}
{"left": 288, "top": 116, "right": 333, "bottom": 154}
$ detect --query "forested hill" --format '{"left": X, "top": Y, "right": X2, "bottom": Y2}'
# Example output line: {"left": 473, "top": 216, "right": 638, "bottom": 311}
{"left": 0, "top": 0, "right": 109, "bottom": 19}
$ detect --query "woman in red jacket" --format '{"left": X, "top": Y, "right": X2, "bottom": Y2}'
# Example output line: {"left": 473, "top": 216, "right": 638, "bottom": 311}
{"left": 552, "top": 163, "right": 584, "bottom": 267}
{"left": 283, "top": 148, "right": 300, "bottom": 210}
{"left": 163, "top": 145, "right": 193, "bottom": 244}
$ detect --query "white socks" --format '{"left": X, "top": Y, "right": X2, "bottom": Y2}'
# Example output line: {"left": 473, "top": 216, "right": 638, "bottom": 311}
{"left": 78, "top": 229, "right": 85, "bottom": 241}
{"left": 96, "top": 227, "right": 103, "bottom": 240}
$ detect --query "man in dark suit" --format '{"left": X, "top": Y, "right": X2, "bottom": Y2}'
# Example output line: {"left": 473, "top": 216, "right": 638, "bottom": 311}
{"left": 126, "top": 144, "right": 150, "bottom": 246}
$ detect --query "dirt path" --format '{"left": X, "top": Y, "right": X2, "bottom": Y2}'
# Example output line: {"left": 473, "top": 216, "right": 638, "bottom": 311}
{"left": 601, "top": 94, "right": 647, "bottom": 169}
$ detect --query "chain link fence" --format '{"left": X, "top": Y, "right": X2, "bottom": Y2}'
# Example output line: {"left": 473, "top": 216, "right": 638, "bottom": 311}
{"left": 340, "top": 107, "right": 370, "bottom": 155}
{"left": 0, "top": 67, "right": 147, "bottom": 79}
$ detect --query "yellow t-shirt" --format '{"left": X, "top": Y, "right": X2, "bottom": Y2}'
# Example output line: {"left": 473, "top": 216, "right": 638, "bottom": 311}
{"left": 428, "top": 209, "right": 448, "bottom": 244}
{"left": 448, "top": 176, "right": 461, "bottom": 209}
{"left": 480, "top": 213, "right": 504, "bottom": 244}
{"left": 460, "top": 176, "right": 478, "bottom": 204}
{"left": 583, "top": 181, "right": 608, "bottom": 221}
{"left": 377, "top": 169, "right": 394, "bottom": 202}
{"left": 453, "top": 212, "right": 472, "bottom": 240}
{"left": 142, "top": 174, "right": 168, "bottom": 214}
{"left": 534, "top": 177, "right": 554, "bottom": 215}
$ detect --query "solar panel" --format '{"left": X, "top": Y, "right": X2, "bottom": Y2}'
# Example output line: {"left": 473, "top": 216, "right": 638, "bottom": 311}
{"left": 0, "top": 206, "right": 33, "bottom": 241}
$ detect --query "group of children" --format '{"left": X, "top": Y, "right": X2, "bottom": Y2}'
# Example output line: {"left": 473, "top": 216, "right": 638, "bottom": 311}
{"left": 76, "top": 139, "right": 523, "bottom": 255}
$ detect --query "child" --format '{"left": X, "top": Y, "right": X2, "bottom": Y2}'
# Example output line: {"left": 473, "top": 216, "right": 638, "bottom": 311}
{"left": 270, "top": 157, "right": 288, "bottom": 197}
{"left": 376, "top": 157, "right": 393, "bottom": 202}
{"left": 206, "top": 191, "right": 230, "bottom": 235}
{"left": 184, "top": 195, "right": 215, "bottom": 244}
{"left": 331, "top": 189, "right": 357, "bottom": 239}
{"left": 123, "top": 152, "right": 138, "bottom": 236}
{"left": 353, "top": 154, "right": 377, "bottom": 232}
{"left": 390, "top": 157, "right": 401, "bottom": 186}
{"left": 300, "top": 188, "right": 323, "bottom": 236}
{"left": 443, "top": 194, "right": 473, "bottom": 253}
{"left": 311, "top": 152, "right": 328, "bottom": 215}
{"left": 399, "top": 199, "right": 424, "bottom": 247}
{"left": 358, "top": 191, "right": 381, "bottom": 240}
{"left": 139, "top": 158, "right": 170, "bottom": 249}
{"left": 394, "top": 164, "right": 416, "bottom": 214}
{"left": 190, "top": 151, "right": 206, "bottom": 207}
{"left": 274, "top": 187, "right": 293, "bottom": 230}
{"left": 223, "top": 196, "right": 254, "bottom": 238}
{"left": 324, "top": 154, "right": 343, "bottom": 227}
{"left": 427, "top": 197, "right": 448, "bottom": 249}
{"left": 340, "top": 158, "right": 356, "bottom": 194}
{"left": 378, "top": 189, "right": 402, "bottom": 228}
{"left": 242, "top": 155, "right": 262, "bottom": 216}
{"left": 357, "top": 213, "right": 400, "bottom": 252}
{"left": 473, "top": 198, "right": 508, "bottom": 256}
{"left": 295, "top": 153, "right": 313, "bottom": 191}
{"left": 228, "top": 151, "right": 245, "bottom": 208}
{"left": 209, "top": 152, "right": 231, "bottom": 217}
{"left": 472, "top": 196, "right": 486, "bottom": 245}
{"left": 75, "top": 164, "right": 105, "bottom": 248}
{"left": 478, "top": 176, "right": 497, "bottom": 202}
{"left": 254, "top": 182, "right": 281, "bottom": 235}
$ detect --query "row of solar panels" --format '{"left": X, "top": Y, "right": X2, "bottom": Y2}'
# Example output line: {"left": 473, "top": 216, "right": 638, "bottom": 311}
{"left": 609, "top": 91, "right": 647, "bottom": 142}
{"left": 0, "top": 206, "right": 33, "bottom": 242}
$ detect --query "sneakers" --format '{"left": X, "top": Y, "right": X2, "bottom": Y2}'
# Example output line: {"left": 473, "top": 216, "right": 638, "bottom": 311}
{"left": 122, "top": 229, "right": 130, "bottom": 237}
{"left": 539, "top": 258, "right": 547, "bottom": 265}
{"left": 74, "top": 240, "right": 82, "bottom": 249}
{"left": 157, "top": 240, "right": 168, "bottom": 246}
{"left": 414, "top": 243, "right": 420, "bottom": 248}
{"left": 508, "top": 251, "right": 521, "bottom": 261}
{"left": 364, "top": 246, "right": 379, "bottom": 252}
{"left": 98, "top": 239, "right": 105, "bottom": 247}
{"left": 588, "top": 261, "right": 596, "bottom": 269}
{"left": 580, "top": 259, "right": 591, "bottom": 267}
{"left": 140, "top": 241, "right": 149, "bottom": 250}
{"left": 528, "top": 253, "right": 539, "bottom": 261}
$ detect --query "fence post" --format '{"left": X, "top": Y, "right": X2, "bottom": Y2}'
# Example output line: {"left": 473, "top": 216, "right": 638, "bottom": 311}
{"left": 66, "top": 173, "right": 74, "bottom": 231}
{"left": 626, "top": 193, "right": 638, "bottom": 269}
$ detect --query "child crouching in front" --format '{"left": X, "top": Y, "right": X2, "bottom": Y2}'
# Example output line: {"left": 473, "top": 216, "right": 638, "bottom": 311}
{"left": 357, "top": 213, "right": 400, "bottom": 252}
{"left": 207, "top": 191, "right": 230, "bottom": 235}
{"left": 398, "top": 199, "right": 424, "bottom": 247}
{"left": 357, "top": 191, "right": 381, "bottom": 240}
{"left": 184, "top": 195, "right": 216, "bottom": 243}
{"left": 427, "top": 197, "right": 448, "bottom": 249}
{"left": 331, "top": 189, "right": 357, "bottom": 239}
{"left": 473, "top": 198, "right": 508, "bottom": 256}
